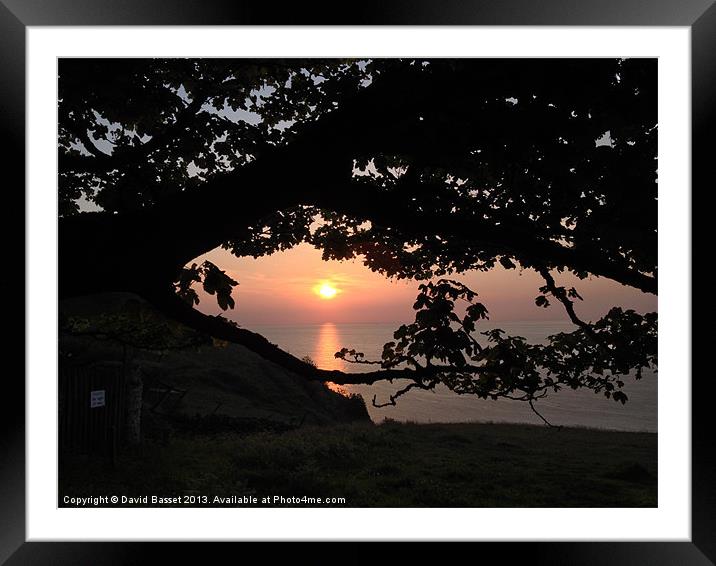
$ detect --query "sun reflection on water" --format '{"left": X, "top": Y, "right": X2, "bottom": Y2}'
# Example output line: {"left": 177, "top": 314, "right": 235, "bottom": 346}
{"left": 314, "top": 322, "right": 353, "bottom": 396}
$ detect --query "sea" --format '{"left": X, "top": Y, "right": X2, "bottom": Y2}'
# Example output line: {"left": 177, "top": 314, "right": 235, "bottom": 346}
{"left": 253, "top": 321, "right": 657, "bottom": 432}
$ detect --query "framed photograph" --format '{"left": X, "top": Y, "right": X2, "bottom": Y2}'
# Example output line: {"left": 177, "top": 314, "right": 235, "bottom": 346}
{"left": 3, "top": 0, "right": 709, "bottom": 563}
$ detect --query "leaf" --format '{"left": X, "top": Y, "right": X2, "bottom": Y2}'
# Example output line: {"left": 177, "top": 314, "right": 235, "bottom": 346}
{"left": 201, "top": 261, "right": 239, "bottom": 311}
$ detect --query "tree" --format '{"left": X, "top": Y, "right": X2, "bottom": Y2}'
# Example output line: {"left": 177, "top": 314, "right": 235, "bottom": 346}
{"left": 58, "top": 58, "right": 657, "bottom": 420}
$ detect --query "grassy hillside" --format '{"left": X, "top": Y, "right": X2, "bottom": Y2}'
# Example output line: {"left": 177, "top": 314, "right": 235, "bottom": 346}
{"left": 60, "top": 420, "right": 657, "bottom": 507}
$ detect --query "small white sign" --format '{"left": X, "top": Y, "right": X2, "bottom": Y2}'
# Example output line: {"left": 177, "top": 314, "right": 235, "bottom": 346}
{"left": 90, "top": 390, "right": 106, "bottom": 408}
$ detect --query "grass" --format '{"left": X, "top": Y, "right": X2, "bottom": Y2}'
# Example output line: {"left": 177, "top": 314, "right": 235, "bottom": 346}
{"left": 59, "top": 420, "right": 657, "bottom": 507}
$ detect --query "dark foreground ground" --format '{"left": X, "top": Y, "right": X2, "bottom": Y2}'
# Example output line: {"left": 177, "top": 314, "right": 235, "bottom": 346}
{"left": 60, "top": 420, "right": 657, "bottom": 507}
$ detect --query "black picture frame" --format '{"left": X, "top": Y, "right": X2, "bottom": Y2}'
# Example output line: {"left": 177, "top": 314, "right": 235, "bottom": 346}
{"left": 1, "top": 1, "right": 709, "bottom": 564}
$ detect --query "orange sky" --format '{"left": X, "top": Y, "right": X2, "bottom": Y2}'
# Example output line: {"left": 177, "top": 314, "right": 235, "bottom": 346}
{"left": 191, "top": 243, "right": 657, "bottom": 327}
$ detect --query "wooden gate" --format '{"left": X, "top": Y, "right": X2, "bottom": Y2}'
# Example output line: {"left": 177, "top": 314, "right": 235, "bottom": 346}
{"left": 59, "top": 362, "right": 127, "bottom": 456}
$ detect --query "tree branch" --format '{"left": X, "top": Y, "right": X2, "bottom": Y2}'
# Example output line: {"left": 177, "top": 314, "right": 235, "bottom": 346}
{"left": 313, "top": 181, "right": 657, "bottom": 295}
{"left": 528, "top": 398, "right": 560, "bottom": 429}
{"left": 537, "top": 267, "right": 598, "bottom": 339}
{"left": 371, "top": 380, "right": 437, "bottom": 408}
{"left": 143, "top": 287, "right": 493, "bottom": 387}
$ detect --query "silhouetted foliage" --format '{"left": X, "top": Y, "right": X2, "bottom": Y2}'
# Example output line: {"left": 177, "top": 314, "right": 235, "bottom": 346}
{"left": 337, "top": 280, "right": 655, "bottom": 420}
{"left": 58, "top": 58, "right": 657, "bottom": 418}
{"left": 175, "top": 261, "right": 238, "bottom": 310}
{"left": 60, "top": 299, "right": 210, "bottom": 353}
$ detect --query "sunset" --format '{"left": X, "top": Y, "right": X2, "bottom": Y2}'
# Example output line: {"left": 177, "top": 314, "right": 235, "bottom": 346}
{"left": 57, "top": 57, "right": 659, "bottom": 510}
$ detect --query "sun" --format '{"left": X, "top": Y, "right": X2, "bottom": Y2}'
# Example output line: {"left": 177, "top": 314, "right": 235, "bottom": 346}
{"left": 316, "top": 282, "right": 338, "bottom": 299}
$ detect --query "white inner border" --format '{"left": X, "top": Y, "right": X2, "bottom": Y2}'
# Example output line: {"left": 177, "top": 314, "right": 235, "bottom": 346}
{"left": 27, "top": 27, "right": 691, "bottom": 541}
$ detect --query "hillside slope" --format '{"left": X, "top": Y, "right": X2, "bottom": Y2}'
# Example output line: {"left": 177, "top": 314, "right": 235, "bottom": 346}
{"left": 59, "top": 293, "right": 369, "bottom": 431}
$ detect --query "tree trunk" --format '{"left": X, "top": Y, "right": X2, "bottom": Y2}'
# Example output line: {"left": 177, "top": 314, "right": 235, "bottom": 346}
{"left": 124, "top": 348, "right": 143, "bottom": 445}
